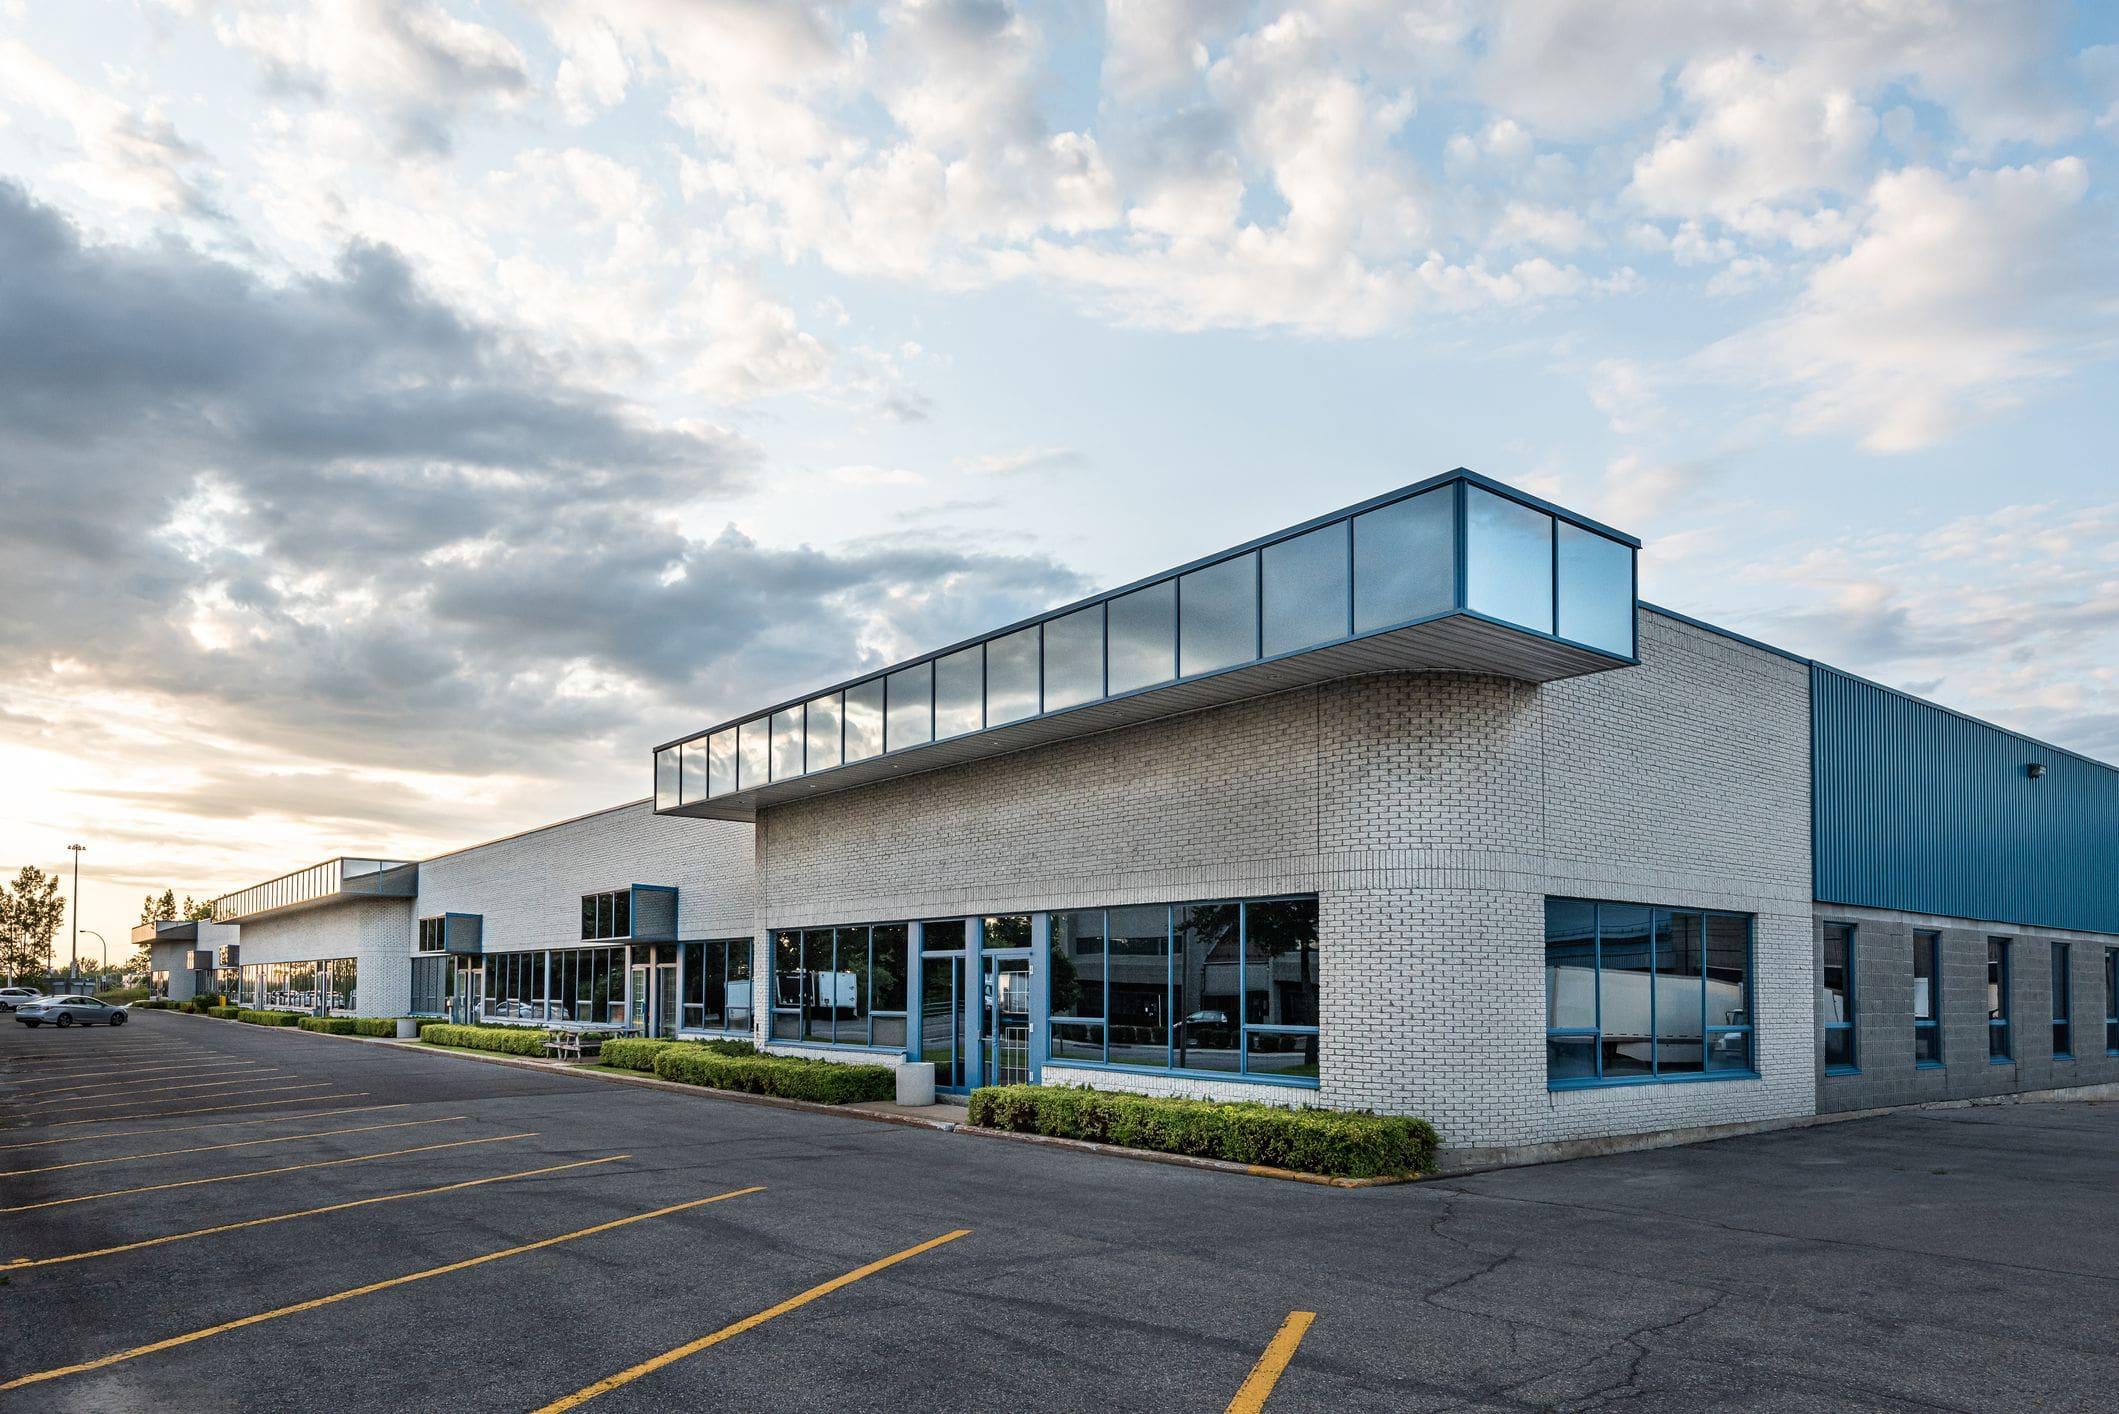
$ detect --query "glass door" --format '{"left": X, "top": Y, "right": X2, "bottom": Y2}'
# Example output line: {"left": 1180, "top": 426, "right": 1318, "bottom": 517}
{"left": 452, "top": 959, "right": 483, "bottom": 1024}
{"left": 628, "top": 965, "right": 649, "bottom": 1033}
{"left": 922, "top": 954, "right": 965, "bottom": 1092}
{"left": 982, "top": 953, "right": 1033, "bottom": 1087}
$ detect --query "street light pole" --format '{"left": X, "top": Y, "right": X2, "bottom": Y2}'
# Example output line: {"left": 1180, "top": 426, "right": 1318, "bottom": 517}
{"left": 82, "top": 931, "right": 108, "bottom": 990}
{"left": 67, "top": 843, "right": 85, "bottom": 994}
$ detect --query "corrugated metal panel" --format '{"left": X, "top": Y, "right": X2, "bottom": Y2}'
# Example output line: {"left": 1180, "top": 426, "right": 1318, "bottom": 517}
{"left": 1812, "top": 665, "right": 2119, "bottom": 934}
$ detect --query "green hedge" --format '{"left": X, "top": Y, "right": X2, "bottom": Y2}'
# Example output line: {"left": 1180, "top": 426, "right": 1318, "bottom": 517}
{"left": 208, "top": 1004, "right": 240, "bottom": 1019}
{"left": 965, "top": 1085, "right": 1437, "bottom": 1179}
{"left": 603, "top": 1035, "right": 759, "bottom": 1072}
{"left": 653, "top": 1046, "right": 894, "bottom": 1104}
{"left": 238, "top": 1009, "right": 304, "bottom": 1027}
{"left": 419, "top": 1023, "right": 549, "bottom": 1057}
{"left": 295, "top": 1016, "right": 406, "bottom": 1037}
{"left": 135, "top": 999, "right": 177, "bottom": 1010}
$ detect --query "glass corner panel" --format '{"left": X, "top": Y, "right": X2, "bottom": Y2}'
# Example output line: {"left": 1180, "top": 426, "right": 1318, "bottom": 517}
{"left": 805, "top": 692, "right": 843, "bottom": 772}
{"left": 1352, "top": 487, "right": 1453, "bottom": 632}
{"left": 886, "top": 661, "right": 934, "bottom": 752}
{"left": 1556, "top": 522, "right": 1635, "bottom": 656}
{"left": 843, "top": 678, "right": 884, "bottom": 762}
{"left": 985, "top": 625, "right": 1040, "bottom": 726}
{"left": 935, "top": 645, "right": 984, "bottom": 739}
{"left": 1177, "top": 551, "right": 1259, "bottom": 677}
{"left": 1464, "top": 486, "right": 1554, "bottom": 634}
{"left": 706, "top": 728, "right": 738, "bottom": 797}
{"left": 655, "top": 746, "right": 680, "bottom": 810}
{"left": 736, "top": 717, "right": 771, "bottom": 789}
{"left": 770, "top": 706, "right": 805, "bottom": 781}
{"left": 1106, "top": 579, "right": 1175, "bottom": 695}
{"left": 1261, "top": 521, "right": 1351, "bottom": 657}
{"left": 1042, "top": 604, "right": 1105, "bottom": 711}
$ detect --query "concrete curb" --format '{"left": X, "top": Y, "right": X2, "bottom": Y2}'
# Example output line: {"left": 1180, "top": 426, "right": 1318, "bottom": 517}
{"left": 142, "top": 1012, "right": 1414, "bottom": 1187}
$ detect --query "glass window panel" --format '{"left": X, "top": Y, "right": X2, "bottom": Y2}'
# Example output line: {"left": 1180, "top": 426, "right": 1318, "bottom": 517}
{"left": 1655, "top": 912, "right": 1705, "bottom": 1074}
{"left": 770, "top": 706, "right": 804, "bottom": 781}
{"left": 1556, "top": 522, "right": 1635, "bottom": 656}
{"left": 1597, "top": 905, "right": 1654, "bottom": 1078}
{"left": 922, "top": 955, "right": 962, "bottom": 1088}
{"left": 872, "top": 924, "right": 908, "bottom": 1013}
{"left": 843, "top": 678, "right": 884, "bottom": 762}
{"left": 1051, "top": 1019, "right": 1104, "bottom": 1064}
{"left": 805, "top": 928, "right": 837, "bottom": 1043}
{"left": 1179, "top": 552, "right": 1258, "bottom": 677}
{"left": 2053, "top": 942, "right": 2072, "bottom": 1056}
{"left": 613, "top": 890, "right": 630, "bottom": 940}
{"left": 1353, "top": 488, "right": 1453, "bottom": 632}
{"left": 1262, "top": 523, "right": 1350, "bottom": 657}
{"left": 707, "top": 729, "right": 737, "bottom": 797}
{"left": 1705, "top": 915, "right": 1750, "bottom": 1030}
{"left": 1106, "top": 905, "right": 1170, "bottom": 1070}
{"left": 737, "top": 717, "right": 771, "bottom": 789}
{"left": 581, "top": 895, "right": 595, "bottom": 941}
{"left": 1544, "top": 899, "right": 1597, "bottom": 1032}
{"left": 1245, "top": 899, "right": 1319, "bottom": 1028}
{"left": 804, "top": 693, "right": 842, "bottom": 772}
{"left": 1106, "top": 581, "right": 1176, "bottom": 695}
{"left": 886, "top": 662, "right": 934, "bottom": 752}
{"left": 985, "top": 626, "right": 1040, "bottom": 726}
{"left": 1465, "top": 486, "right": 1554, "bottom": 633}
{"left": 727, "top": 940, "right": 754, "bottom": 1031}
{"left": 1042, "top": 605, "right": 1104, "bottom": 711}
{"left": 1175, "top": 903, "right": 1241, "bottom": 1072}
{"left": 1050, "top": 910, "right": 1104, "bottom": 1020}
{"left": 983, "top": 914, "right": 1031, "bottom": 950}
{"left": 1988, "top": 938, "right": 2011, "bottom": 1059}
{"left": 935, "top": 646, "right": 983, "bottom": 740}
{"left": 656, "top": 747, "right": 680, "bottom": 811}
{"left": 1821, "top": 924, "right": 1853, "bottom": 1023}
{"left": 834, "top": 927, "right": 871, "bottom": 1045}
{"left": 1548, "top": 1033, "right": 1597, "bottom": 1080}
{"left": 772, "top": 931, "right": 802, "bottom": 1039}
{"left": 1705, "top": 1029, "right": 1752, "bottom": 1073}
{"left": 1912, "top": 931, "right": 1939, "bottom": 1022}
{"left": 921, "top": 918, "right": 967, "bottom": 952}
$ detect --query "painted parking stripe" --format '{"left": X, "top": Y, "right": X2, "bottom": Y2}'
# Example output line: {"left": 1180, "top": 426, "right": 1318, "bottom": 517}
{"left": 1, "top": 1132, "right": 539, "bottom": 1213}
{"left": 22, "top": 1080, "right": 329, "bottom": 1118}
{"left": 18, "top": 1072, "right": 283, "bottom": 1107}
{"left": 530, "top": 1228, "right": 973, "bottom": 1414}
{"left": 15, "top": 1065, "right": 272, "bottom": 1098}
{"left": 0, "top": 1116, "right": 469, "bottom": 1178}
{"left": 0, "top": 1186, "right": 765, "bottom": 1392}
{"left": 1226, "top": 1311, "right": 1317, "bottom": 1414}
{"left": 5, "top": 1060, "right": 263, "bottom": 1087}
{"left": 20, "top": 1085, "right": 345, "bottom": 1129}
{"left": 2, "top": 1154, "right": 630, "bottom": 1271}
{"left": 0, "top": 1100, "right": 396, "bottom": 1152}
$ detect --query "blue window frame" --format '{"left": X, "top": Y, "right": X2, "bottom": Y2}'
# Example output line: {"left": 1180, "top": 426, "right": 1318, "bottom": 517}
{"left": 677, "top": 938, "right": 754, "bottom": 1036}
{"left": 768, "top": 924, "right": 909, "bottom": 1050}
{"left": 2106, "top": 949, "right": 2119, "bottom": 1056}
{"left": 1046, "top": 895, "right": 1319, "bottom": 1087}
{"left": 1821, "top": 922, "right": 1857, "bottom": 1073}
{"left": 2051, "top": 941, "right": 2072, "bottom": 1059}
{"left": 1987, "top": 937, "right": 2012, "bottom": 1062}
{"left": 1912, "top": 930, "right": 1942, "bottom": 1067}
{"left": 1545, "top": 898, "right": 1755, "bottom": 1089}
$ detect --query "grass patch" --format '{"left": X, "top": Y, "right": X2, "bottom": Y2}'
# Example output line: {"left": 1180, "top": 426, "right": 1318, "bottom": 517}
{"left": 653, "top": 1046, "right": 893, "bottom": 1104}
{"left": 966, "top": 1085, "right": 1437, "bottom": 1179}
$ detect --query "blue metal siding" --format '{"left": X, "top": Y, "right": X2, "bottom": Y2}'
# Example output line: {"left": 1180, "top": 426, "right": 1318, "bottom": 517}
{"left": 1812, "top": 665, "right": 2119, "bottom": 934}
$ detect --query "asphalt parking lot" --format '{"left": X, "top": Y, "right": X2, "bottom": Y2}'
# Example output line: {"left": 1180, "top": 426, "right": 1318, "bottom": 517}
{"left": 3, "top": 1012, "right": 2117, "bottom": 1412}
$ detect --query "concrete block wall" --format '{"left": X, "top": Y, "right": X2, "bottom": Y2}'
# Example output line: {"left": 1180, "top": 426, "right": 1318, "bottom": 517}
{"left": 1814, "top": 905, "right": 2119, "bottom": 1113}
{"left": 233, "top": 898, "right": 414, "bottom": 1017}
{"left": 416, "top": 799, "right": 753, "bottom": 954}
{"left": 749, "top": 607, "right": 1819, "bottom": 1153}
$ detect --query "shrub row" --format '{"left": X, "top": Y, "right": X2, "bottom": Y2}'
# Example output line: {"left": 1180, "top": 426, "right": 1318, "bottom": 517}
{"left": 652, "top": 1046, "right": 893, "bottom": 1104}
{"left": 418, "top": 1023, "right": 548, "bottom": 1057}
{"left": 135, "top": 999, "right": 178, "bottom": 1010}
{"left": 208, "top": 1005, "right": 242, "bottom": 1019}
{"left": 598, "top": 1037, "right": 674, "bottom": 1071}
{"left": 295, "top": 1016, "right": 404, "bottom": 1037}
{"left": 965, "top": 1085, "right": 1437, "bottom": 1179}
{"left": 237, "top": 1009, "right": 304, "bottom": 1027}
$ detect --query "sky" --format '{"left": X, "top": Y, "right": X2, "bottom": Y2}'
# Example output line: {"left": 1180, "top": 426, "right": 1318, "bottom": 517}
{"left": 1, "top": 0, "right": 2116, "bottom": 967}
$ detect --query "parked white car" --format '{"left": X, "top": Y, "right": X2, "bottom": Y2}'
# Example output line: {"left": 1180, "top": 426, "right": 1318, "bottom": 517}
{"left": 14, "top": 995, "right": 131, "bottom": 1028}
{"left": 0, "top": 986, "right": 43, "bottom": 1013}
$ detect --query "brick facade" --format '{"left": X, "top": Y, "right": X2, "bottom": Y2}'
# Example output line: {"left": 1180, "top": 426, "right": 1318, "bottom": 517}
{"left": 232, "top": 897, "right": 415, "bottom": 1017}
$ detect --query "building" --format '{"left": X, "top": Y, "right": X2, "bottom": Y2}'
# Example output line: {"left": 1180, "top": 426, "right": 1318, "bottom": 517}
{"left": 206, "top": 468, "right": 2118, "bottom": 1167}
{"left": 132, "top": 917, "right": 238, "bottom": 1003}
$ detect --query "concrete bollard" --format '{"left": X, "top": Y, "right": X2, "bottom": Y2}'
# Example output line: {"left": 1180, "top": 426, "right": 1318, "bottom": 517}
{"left": 396, "top": 1018, "right": 420, "bottom": 1039}
{"left": 895, "top": 1061, "right": 936, "bottom": 1107}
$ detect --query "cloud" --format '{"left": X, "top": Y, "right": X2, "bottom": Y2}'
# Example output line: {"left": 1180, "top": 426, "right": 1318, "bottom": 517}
{"left": 1702, "top": 159, "right": 2115, "bottom": 451}
{"left": 0, "top": 40, "right": 224, "bottom": 221}
{"left": 957, "top": 446, "right": 1084, "bottom": 476}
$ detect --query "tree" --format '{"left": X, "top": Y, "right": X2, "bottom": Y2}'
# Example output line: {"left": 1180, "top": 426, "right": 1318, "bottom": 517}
{"left": 2, "top": 867, "right": 64, "bottom": 982}
{"left": 184, "top": 895, "right": 214, "bottom": 921}
{"left": 139, "top": 888, "right": 178, "bottom": 926}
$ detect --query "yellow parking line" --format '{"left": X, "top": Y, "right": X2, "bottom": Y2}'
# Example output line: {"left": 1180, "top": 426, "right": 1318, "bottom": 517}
{"left": 0, "top": 1186, "right": 765, "bottom": 1392}
{"left": 16, "top": 1065, "right": 271, "bottom": 1098}
{"left": 28, "top": 1080, "right": 328, "bottom": 1117}
{"left": 0, "top": 1116, "right": 468, "bottom": 1178}
{"left": 20, "top": 1072, "right": 282, "bottom": 1107}
{"left": 1, "top": 1132, "right": 538, "bottom": 1213}
{"left": 530, "top": 1228, "right": 972, "bottom": 1414}
{"left": 1226, "top": 1311, "right": 1317, "bottom": 1414}
{"left": 2, "top": 1154, "right": 630, "bottom": 1270}
{"left": 0, "top": 1100, "right": 395, "bottom": 1151}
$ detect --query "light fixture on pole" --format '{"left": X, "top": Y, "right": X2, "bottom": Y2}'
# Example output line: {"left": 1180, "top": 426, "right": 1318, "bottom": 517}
{"left": 67, "top": 843, "right": 85, "bottom": 993}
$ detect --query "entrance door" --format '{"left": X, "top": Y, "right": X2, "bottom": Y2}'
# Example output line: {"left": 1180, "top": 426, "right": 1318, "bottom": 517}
{"left": 982, "top": 953, "right": 1033, "bottom": 1087}
{"left": 922, "top": 954, "right": 965, "bottom": 1091}
{"left": 452, "top": 959, "right": 484, "bottom": 1024}
{"left": 654, "top": 964, "right": 677, "bottom": 1038}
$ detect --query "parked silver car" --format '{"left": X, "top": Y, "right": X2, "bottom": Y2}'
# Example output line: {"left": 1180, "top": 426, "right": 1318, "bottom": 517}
{"left": 14, "top": 995, "right": 131, "bottom": 1028}
{"left": 0, "top": 986, "right": 43, "bottom": 1013}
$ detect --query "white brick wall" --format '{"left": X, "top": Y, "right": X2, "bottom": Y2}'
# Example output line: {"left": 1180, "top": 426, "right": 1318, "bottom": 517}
{"left": 233, "top": 898, "right": 415, "bottom": 1017}
{"left": 415, "top": 799, "right": 754, "bottom": 953}
{"left": 751, "top": 608, "right": 1817, "bottom": 1151}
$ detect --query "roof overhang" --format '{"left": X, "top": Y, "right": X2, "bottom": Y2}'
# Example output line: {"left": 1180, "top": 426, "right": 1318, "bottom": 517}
{"left": 662, "top": 610, "right": 1626, "bottom": 822}
{"left": 214, "top": 858, "right": 419, "bottom": 924}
